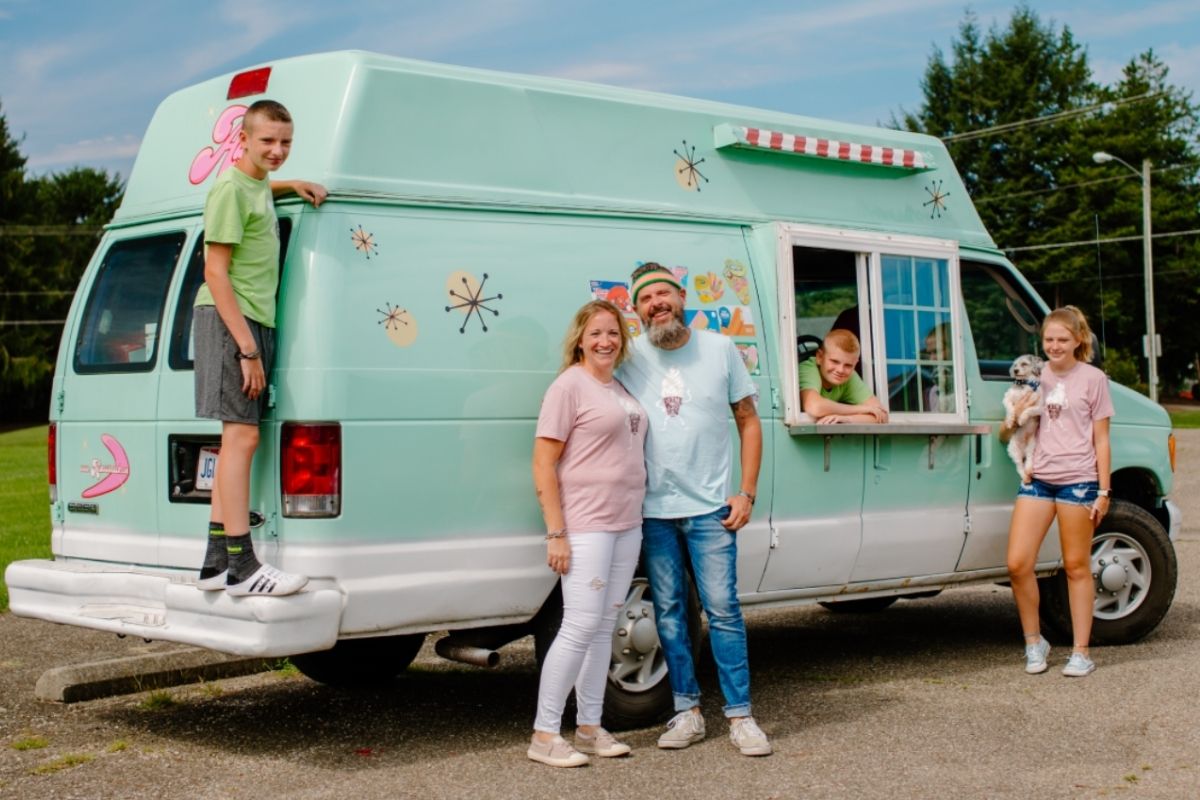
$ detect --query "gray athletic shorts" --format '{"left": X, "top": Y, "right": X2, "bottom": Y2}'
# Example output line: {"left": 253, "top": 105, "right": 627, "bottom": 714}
{"left": 193, "top": 305, "right": 276, "bottom": 424}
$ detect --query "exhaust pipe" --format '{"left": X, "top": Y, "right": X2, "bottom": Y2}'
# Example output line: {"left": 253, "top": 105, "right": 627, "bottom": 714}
{"left": 435, "top": 636, "right": 500, "bottom": 668}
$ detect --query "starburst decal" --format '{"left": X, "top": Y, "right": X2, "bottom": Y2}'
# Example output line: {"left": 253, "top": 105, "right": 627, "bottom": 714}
{"left": 377, "top": 302, "right": 410, "bottom": 331}
{"left": 923, "top": 180, "right": 950, "bottom": 219}
{"left": 673, "top": 140, "right": 709, "bottom": 192}
{"left": 445, "top": 273, "right": 503, "bottom": 333}
{"left": 351, "top": 225, "right": 379, "bottom": 259}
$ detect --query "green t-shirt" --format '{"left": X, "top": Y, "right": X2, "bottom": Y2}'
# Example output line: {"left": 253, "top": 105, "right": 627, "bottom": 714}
{"left": 194, "top": 167, "right": 279, "bottom": 327}
{"left": 797, "top": 357, "right": 871, "bottom": 405}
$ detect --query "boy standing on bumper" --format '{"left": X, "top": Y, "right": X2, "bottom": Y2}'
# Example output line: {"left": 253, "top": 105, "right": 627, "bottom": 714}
{"left": 193, "top": 99, "right": 327, "bottom": 597}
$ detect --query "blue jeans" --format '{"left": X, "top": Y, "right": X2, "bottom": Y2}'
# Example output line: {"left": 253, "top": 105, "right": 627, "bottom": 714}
{"left": 642, "top": 507, "right": 751, "bottom": 718}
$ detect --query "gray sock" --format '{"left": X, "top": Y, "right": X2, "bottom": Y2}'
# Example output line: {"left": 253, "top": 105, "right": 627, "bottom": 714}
{"left": 199, "top": 522, "right": 226, "bottom": 579}
{"left": 225, "top": 533, "right": 262, "bottom": 584}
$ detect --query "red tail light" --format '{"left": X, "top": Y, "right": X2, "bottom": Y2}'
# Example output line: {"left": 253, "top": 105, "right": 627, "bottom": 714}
{"left": 48, "top": 423, "right": 57, "bottom": 502}
{"left": 281, "top": 423, "right": 341, "bottom": 518}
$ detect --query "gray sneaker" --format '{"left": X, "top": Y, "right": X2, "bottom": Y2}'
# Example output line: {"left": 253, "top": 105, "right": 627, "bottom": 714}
{"left": 729, "top": 716, "right": 772, "bottom": 756}
{"left": 1024, "top": 636, "right": 1050, "bottom": 674}
{"left": 574, "top": 727, "right": 631, "bottom": 758}
{"left": 1062, "top": 652, "right": 1096, "bottom": 677}
{"left": 657, "top": 710, "right": 706, "bottom": 749}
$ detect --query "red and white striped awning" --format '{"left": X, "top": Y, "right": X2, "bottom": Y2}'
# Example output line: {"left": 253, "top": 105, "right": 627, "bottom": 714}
{"left": 714, "top": 124, "right": 933, "bottom": 170}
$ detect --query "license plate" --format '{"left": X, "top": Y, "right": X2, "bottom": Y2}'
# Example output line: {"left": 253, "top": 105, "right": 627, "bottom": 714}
{"left": 196, "top": 447, "right": 220, "bottom": 491}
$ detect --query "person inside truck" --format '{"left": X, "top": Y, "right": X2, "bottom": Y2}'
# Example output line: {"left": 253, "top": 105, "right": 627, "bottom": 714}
{"left": 528, "top": 299, "right": 647, "bottom": 768}
{"left": 617, "top": 263, "right": 772, "bottom": 758}
{"left": 193, "top": 99, "right": 327, "bottom": 597}
{"left": 798, "top": 329, "right": 888, "bottom": 424}
{"left": 1001, "top": 305, "right": 1112, "bottom": 678}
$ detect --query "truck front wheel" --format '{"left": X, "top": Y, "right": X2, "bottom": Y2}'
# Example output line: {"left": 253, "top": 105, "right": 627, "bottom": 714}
{"left": 1039, "top": 499, "right": 1177, "bottom": 645}
{"left": 290, "top": 634, "right": 426, "bottom": 686}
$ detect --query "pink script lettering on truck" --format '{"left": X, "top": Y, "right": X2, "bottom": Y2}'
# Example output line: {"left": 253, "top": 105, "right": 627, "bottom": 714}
{"left": 80, "top": 434, "right": 131, "bottom": 498}
{"left": 189, "top": 104, "right": 248, "bottom": 185}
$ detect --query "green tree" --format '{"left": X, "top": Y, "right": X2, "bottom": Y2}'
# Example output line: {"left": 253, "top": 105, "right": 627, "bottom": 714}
{"left": 0, "top": 101, "right": 123, "bottom": 420}
{"left": 899, "top": 6, "right": 1200, "bottom": 394}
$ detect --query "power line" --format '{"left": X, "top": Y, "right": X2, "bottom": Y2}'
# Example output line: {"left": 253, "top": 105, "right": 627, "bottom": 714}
{"left": 942, "top": 91, "right": 1163, "bottom": 142}
{"left": 1002, "top": 227, "right": 1200, "bottom": 253}
{"left": 0, "top": 225, "right": 103, "bottom": 237}
{"left": 973, "top": 161, "right": 1200, "bottom": 206}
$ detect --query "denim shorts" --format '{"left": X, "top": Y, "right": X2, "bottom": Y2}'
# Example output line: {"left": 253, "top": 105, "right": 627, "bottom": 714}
{"left": 1017, "top": 478, "right": 1100, "bottom": 507}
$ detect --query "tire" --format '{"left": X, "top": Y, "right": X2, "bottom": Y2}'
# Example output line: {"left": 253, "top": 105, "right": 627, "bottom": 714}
{"left": 532, "top": 574, "right": 703, "bottom": 731}
{"left": 819, "top": 596, "right": 899, "bottom": 613}
{"left": 1039, "top": 499, "right": 1177, "bottom": 645}
{"left": 290, "top": 634, "right": 426, "bottom": 686}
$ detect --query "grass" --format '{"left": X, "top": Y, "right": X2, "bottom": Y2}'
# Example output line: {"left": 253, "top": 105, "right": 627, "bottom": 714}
{"left": 1168, "top": 408, "right": 1200, "bottom": 429}
{"left": 10, "top": 736, "right": 50, "bottom": 751}
{"left": 30, "top": 753, "right": 93, "bottom": 775}
{"left": 137, "top": 690, "right": 181, "bottom": 711}
{"left": 0, "top": 426, "right": 52, "bottom": 612}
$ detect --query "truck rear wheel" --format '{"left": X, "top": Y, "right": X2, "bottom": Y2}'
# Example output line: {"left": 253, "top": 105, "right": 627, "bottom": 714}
{"left": 290, "top": 634, "right": 426, "bottom": 686}
{"left": 1039, "top": 499, "right": 1177, "bottom": 645}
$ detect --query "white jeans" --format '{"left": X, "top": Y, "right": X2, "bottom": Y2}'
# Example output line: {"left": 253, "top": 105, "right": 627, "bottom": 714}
{"left": 533, "top": 526, "right": 642, "bottom": 733}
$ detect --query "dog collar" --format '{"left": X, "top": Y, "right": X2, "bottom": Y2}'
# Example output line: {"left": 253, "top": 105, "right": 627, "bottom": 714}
{"left": 1014, "top": 378, "right": 1040, "bottom": 391}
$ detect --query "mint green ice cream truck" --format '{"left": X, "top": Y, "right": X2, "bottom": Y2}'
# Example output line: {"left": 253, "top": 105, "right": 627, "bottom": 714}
{"left": 6, "top": 51, "right": 1179, "bottom": 727}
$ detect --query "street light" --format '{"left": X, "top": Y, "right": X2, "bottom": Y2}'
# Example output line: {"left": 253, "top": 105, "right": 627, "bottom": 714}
{"left": 1093, "top": 151, "right": 1158, "bottom": 402}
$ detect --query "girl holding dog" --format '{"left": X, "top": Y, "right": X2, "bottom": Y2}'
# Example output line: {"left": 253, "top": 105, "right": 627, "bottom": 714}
{"left": 1001, "top": 306, "right": 1113, "bottom": 677}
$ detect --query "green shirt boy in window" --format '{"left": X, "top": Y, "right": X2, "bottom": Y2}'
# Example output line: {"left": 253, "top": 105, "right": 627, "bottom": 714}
{"left": 798, "top": 329, "right": 888, "bottom": 424}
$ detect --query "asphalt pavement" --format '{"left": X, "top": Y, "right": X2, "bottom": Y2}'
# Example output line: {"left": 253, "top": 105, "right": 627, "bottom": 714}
{"left": 2, "top": 431, "right": 1197, "bottom": 799}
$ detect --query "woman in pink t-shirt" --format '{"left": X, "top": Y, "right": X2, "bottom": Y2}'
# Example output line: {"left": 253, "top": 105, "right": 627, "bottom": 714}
{"left": 527, "top": 299, "right": 648, "bottom": 768}
{"left": 1001, "top": 306, "right": 1113, "bottom": 678}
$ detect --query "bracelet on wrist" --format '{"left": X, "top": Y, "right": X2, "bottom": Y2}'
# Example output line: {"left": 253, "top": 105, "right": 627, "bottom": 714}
{"left": 545, "top": 529, "right": 567, "bottom": 540}
{"left": 235, "top": 349, "right": 261, "bottom": 361}
{"left": 737, "top": 490, "right": 756, "bottom": 505}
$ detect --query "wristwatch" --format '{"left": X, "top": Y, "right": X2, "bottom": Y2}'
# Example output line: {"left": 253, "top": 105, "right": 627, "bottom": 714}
{"left": 1096, "top": 489, "right": 1111, "bottom": 498}
{"left": 737, "top": 490, "right": 756, "bottom": 505}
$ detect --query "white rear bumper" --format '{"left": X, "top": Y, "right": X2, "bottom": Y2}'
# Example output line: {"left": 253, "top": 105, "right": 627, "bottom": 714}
{"left": 5, "top": 559, "right": 344, "bottom": 657}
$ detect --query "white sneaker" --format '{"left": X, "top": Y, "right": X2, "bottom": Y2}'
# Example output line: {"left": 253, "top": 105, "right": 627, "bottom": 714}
{"left": 527, "top": 735, "right": 589, "bottom": 768}
{"left": 657, "top": 710, "right": 705, "bottom": 749}
{"left": 196, "top": 570, "right": 227, "bottom": 591}
{"left": 574, "top": 727, "right": 631, "bottom": 758}
{"left": 225, "top": 564, "right": 308, "bottom": 597}
{"left": 729, "top": 716, "right": 772, "bottom": 756}
{"left": 1062, "top": 652, "right": 1096, "bottom": 677}
{"left": 1024, "top": 636, "right": 1050, "bottom": 674}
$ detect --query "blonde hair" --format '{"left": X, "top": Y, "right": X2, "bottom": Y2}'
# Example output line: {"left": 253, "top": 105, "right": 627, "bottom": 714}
{"left": 560, "top": 300, "right": 631, "bottom": 372}
{"left": 1042, "top": 305, "right": 1094, "bottom": 362}
{"left": 823, "top": 328, "right": 861, "bottom": 356}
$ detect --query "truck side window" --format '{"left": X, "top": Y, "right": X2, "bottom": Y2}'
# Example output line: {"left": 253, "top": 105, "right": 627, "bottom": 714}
{"left": 73, "top": 233, "right": 186, "bottom": 373}
{"left": 169, "top": 219, "right": 292, "bottom": 370}
{"left": 881, "top": 254, "right": 955, "bottom": 413}
{"left": 793, "top": 247, "right": 859, "bottom": 365}
{"left": 960, "top": 260, "right": 1041, "bottom": 380}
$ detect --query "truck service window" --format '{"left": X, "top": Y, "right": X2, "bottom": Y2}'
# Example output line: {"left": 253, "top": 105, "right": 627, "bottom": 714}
{"left": 73, "top": 232, "right": 186, "bottom": 374}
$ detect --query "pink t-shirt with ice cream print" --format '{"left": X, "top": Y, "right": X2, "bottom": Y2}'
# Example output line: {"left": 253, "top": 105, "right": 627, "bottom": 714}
{"left": 536, "top": 365, "right": 647, "bottom": 532}
{"left": 1031, "top": 361, "right": 1114, "bottom": 484}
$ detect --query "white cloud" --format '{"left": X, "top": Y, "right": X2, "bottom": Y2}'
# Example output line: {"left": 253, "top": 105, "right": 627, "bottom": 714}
{"left": 541, "top": 0, "right": 959, "bottom": 96}
{"left": 26, "top": 134, "right": 142, "bottom": 170}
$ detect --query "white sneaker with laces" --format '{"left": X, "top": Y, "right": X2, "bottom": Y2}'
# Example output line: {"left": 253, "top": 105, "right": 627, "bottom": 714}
{"left": 657, "top": 710, "right": 706, "bottom": 749}
{"left": 225, "top": 564, "right": 308, "bottom": 597}
{"left": 1062, "top": 651, "right": 1096, "bottom": 677}
{"left": 729, "top": 716, "right": 772, "bottom": 756}
{"left": 527, "top": 735, "right": 589, "bottom": 768}
{"left": 574, "top": 727, "right": 631, "bottom": 758}
{"left": 1024, "top": 636, "right": 1050, "bottom": 674}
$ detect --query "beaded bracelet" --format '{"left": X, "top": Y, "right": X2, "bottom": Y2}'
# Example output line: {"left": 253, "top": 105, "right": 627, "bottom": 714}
{"left": 545, "top": 529, "right": 567, "bottom": 539}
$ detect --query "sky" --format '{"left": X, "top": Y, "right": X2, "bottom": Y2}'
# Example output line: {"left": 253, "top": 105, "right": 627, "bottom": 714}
{"left": 2, "top": 0, "right": 1198, "bottom": 181}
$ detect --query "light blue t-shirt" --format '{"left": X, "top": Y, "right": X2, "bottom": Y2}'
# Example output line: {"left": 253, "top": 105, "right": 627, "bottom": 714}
{"left": 617, "top": 330, "right": 757, "bottom": 518}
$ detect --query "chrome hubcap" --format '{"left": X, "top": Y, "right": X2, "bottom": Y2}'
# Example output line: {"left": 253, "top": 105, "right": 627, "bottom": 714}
{"left": 1091, "top": 532, "right": 1151, "bottom": 620}
{"left": 609, "top": 578, "right": 667, "bottom": 693}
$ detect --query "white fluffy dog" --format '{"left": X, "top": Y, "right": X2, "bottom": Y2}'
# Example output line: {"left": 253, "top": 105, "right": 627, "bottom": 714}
{"left": 1004, "top": 354, "right": 1045, "bottom": 483}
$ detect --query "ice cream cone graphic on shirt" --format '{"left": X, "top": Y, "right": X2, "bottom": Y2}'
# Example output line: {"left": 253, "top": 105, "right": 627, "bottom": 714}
{"left": 659, "top": 368, "right": 690, "bottom": 422}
